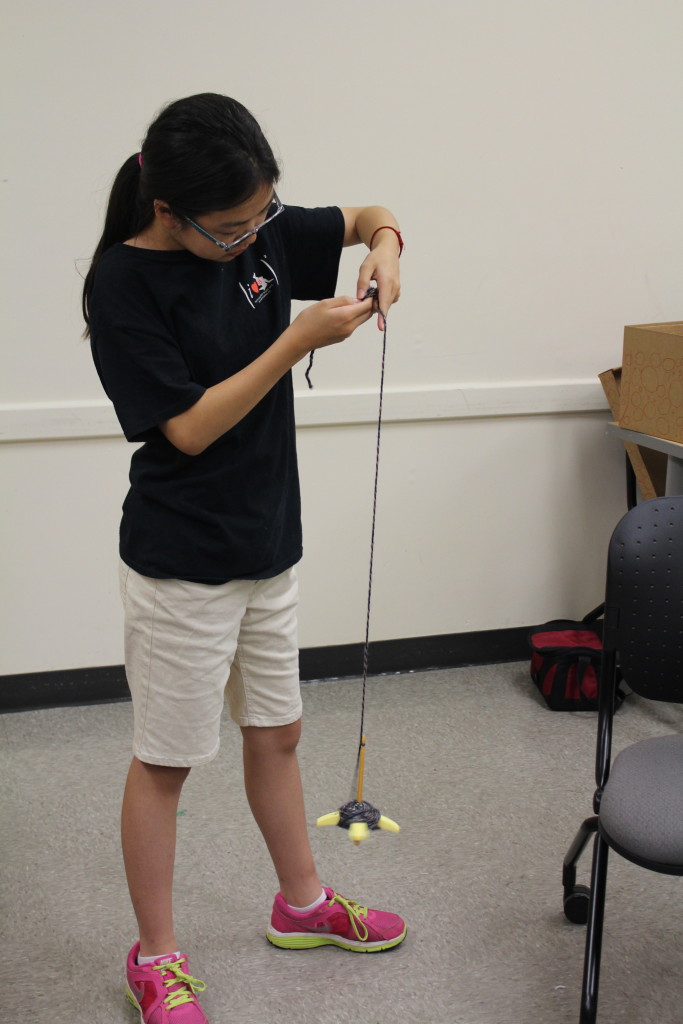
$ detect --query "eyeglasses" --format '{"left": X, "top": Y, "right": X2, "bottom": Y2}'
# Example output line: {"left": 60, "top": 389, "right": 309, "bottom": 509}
{"left": 182, "top": 193, "right": 284, "bottom": 252}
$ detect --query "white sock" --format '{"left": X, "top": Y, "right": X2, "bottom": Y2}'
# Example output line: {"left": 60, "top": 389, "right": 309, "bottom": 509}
{"left": 286, "top": 889, "right": 327, "bottom": 914}
{"left": 138, "top": 951, "right": 180, "bottom": 966}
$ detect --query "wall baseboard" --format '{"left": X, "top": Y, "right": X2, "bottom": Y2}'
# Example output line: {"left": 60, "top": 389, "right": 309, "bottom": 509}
{"left": 0, "top": 627, "right": 529, "bottom": 713}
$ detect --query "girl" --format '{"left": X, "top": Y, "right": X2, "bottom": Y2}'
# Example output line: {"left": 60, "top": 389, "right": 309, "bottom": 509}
{"left": 83, "top": 93, "right": 405, "bottom": 1024}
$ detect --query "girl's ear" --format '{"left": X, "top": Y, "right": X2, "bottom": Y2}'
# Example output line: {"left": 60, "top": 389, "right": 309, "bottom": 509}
{"left": 153, "top": 200, "right": 181, "bottom": 230}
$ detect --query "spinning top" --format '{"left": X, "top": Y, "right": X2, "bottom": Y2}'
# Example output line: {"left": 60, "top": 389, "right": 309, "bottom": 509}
{"left": 316, "top": 735, "right": 400, "bottom": 844}
{"left": 317, "top": 799, "right": 400, "bottom": 844}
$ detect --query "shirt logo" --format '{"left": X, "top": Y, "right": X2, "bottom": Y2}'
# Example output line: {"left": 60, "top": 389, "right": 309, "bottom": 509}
{"left": 239, "top": 257, "right": 279, "bottom": 308}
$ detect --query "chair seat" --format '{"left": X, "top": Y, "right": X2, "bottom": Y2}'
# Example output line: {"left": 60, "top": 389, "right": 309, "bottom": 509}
{"left": 599, "top": 734, "right": 683, "bottom": 874}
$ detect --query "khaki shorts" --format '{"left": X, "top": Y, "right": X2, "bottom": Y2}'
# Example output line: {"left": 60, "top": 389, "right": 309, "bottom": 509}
{"left": 119, "top": 561, "right": 302, "bottom": 767}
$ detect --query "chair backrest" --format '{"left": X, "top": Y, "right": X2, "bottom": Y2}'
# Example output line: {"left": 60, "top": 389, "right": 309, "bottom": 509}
{"left": 603, "top": 497, "right": 683, "bottom": 703}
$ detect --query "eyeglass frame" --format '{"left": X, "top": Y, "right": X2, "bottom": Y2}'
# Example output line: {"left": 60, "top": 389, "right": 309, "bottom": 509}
{"left": 180, "top": 192, "right": 284, "bottom": 253}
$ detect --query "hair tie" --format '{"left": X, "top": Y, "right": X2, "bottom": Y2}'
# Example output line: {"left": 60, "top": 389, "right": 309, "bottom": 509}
{"left": 369, "top": 225, "right": 404, "bottom": 257}
{"left": 137, "top": 152, "right": 143, "bottom": 168}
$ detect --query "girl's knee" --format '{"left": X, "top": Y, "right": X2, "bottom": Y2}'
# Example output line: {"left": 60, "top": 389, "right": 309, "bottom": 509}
{"left": 130, "top": 756, "right": 191, "bottom": 791}
{"left": 242, "top": 719, "right": 302, "bottom": 756}
{"left": 278, "top": 718, "right": 302, "bottom": 752}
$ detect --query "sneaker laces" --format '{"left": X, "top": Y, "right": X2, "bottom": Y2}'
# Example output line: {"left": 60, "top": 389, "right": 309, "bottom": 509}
{"left": 153, "top": 958, "right": 206, "bottom": 1010}
{"left": 328, "top": 893, "right": 370, "bottom": 942}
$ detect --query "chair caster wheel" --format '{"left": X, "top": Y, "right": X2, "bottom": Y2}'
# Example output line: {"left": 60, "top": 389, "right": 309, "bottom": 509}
{"left": 563, "top": 884, "right": 591, "bottom": 924}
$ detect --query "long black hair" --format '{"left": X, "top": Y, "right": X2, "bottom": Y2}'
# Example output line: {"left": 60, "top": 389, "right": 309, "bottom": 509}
{"left": 82, "top": 93, "right": 280, "bottom": 333}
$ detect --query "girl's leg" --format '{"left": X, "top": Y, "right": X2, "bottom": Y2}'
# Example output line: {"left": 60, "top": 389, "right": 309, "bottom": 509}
{"left": 121, "top": 756, "right": 191, "bottom": 956}
{"left": 241, "top": 720, "right": 322, "bottom": 908}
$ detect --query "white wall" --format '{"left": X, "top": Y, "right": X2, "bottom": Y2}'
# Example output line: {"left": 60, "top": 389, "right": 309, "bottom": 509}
{"left": 2, "top": 1, "right": 682, "bottom": 675}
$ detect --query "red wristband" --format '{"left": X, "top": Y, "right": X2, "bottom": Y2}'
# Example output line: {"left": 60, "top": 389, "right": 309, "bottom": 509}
{"left": 369, "top": 225, "right": 404, "bottom": 257}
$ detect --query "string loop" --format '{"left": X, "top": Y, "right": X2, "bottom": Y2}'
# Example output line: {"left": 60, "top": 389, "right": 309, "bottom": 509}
{"left": 352, "top": 303, "right": 388, "bottom": 796}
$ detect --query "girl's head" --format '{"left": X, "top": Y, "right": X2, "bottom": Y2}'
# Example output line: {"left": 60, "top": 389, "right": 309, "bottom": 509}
{"left": 139, "top": 93, "right": 279, "bottom": 222}
{"left": 82, "top": 94, "right": 280, "bottom": 329}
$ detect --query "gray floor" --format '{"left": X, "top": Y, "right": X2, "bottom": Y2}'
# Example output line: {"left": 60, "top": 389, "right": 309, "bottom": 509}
{"left": 2, "top": 664, "right": 682, "bottom": 1024}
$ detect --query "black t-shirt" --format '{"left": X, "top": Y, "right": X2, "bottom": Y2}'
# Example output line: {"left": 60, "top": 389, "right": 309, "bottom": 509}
{"left": 90, "top": 205, "right": 345, "bottom": 583}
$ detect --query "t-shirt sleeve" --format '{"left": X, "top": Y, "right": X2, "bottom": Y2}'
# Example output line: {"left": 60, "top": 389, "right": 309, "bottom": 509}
{"left": 277, "top": 205, "right": 345, "bottom": 301}
{"left": 90, "top": 268, "right": 205, "bottom": 443}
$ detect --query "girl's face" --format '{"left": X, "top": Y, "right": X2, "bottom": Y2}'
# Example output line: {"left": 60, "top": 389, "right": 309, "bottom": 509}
{"left": 158, "top": 183, "right": 277, "bottom": 262}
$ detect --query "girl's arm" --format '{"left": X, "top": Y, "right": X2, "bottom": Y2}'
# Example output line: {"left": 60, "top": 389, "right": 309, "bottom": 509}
{"left": 162, "top": 205, "right": 402, "bottom": 457}
{"left": 160, "top": 295, "right": 374, "bottom": 456}
{"left": 340, "top": 206, "right": 402, "bottom": 328}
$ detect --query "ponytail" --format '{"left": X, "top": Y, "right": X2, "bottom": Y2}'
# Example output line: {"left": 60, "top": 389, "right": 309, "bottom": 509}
{"left": 82, "top": 94, "right": 280, "bottom": 336}
{"left": 82, "top": 153, "right": 153, "bottom": 334}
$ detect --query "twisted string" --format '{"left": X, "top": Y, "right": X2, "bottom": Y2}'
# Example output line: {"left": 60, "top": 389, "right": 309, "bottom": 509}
{"left": 300, "top": 290, "right": 389, "bottom": 800}
{"left": 305, "top": 350, "right": 315, "bottom": 389}
{"left": 351, "top": 306, "right": 389, "bottom": 798}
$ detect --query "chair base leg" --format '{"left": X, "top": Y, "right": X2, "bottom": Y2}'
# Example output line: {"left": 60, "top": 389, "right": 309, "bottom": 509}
{"left": 579, "top": 831, "right": 610, "bottom": 1024}
{"left": 563, "top": 816, "right": 598, "bottom": 923}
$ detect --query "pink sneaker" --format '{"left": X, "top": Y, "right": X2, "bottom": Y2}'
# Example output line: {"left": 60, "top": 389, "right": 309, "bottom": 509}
{"left": 266, "top": 886, "right": 407, "bottom": 952}
{"left": 125, "top": 942, "right": 209, "bottom": 1023}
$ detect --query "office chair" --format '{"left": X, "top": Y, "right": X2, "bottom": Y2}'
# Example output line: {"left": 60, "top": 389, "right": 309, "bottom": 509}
{"left": 561, "top": 497, "right": 683, "bottom": 1024}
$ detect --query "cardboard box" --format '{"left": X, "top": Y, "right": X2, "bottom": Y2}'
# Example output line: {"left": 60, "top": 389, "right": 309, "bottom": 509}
{"left": 619, "top": 322, "right": 683, "bottom": 443}
{"left": 599, "top": 366, "right": 666, "bottom": 499}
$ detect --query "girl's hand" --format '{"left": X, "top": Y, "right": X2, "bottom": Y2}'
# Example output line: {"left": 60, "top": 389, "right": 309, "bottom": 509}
{"left": 356, "top": 238, "right": 401, "bottom": 330}
{"left": 290, "top": 295, "right": 375, "bottom": 354}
